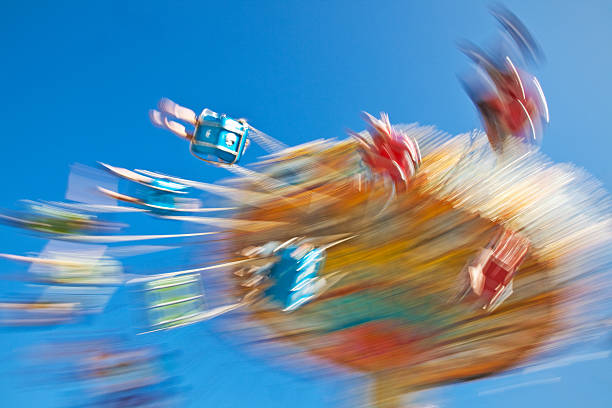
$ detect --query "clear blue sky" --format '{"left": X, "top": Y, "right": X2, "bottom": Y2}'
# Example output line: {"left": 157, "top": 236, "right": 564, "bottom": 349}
{"left": 0, "top": 1, "right": 610, "bottom": 407}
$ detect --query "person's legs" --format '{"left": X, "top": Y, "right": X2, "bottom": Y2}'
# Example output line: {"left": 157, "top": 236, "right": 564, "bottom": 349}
{"left": 477, "top": 101, "right": 504, "bottom": 152}
{"left": 149, "top": 110, "right": 193, "bottom": 140}
{"left": 157, "top": 98, "right": 198, "bottom": 125}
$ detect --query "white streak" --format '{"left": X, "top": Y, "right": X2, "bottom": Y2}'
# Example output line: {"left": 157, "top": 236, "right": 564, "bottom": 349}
{"left": 478, "top": 377, "right": 561, "bottom": 396}
{"left": 66, "top": 232, "right": 217, "bottom": 243}
{"left": 522, "top": 351, "right": 610, "bottom": 374}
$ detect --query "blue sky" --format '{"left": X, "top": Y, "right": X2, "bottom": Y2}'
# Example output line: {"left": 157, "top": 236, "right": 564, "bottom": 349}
{"left": 0, "top": 1, "right": 610, "bottom": 407}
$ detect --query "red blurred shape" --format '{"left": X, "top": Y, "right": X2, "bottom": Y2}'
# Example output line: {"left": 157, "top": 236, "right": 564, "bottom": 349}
{"left": 352, "top": 112, "right": 421, "bottom": 192}
{"left": 469, "top": 229, "right": 530, "bottom": 309}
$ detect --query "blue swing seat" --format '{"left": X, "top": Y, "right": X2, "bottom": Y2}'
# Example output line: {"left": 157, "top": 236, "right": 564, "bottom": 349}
{"left": 266, "top": 246, "right": 326, "bottom": 311}
{"left": 191, "top": 112, "right": 249, "bottom": 165}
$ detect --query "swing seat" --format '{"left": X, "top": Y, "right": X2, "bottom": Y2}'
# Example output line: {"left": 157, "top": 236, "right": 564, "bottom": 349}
{"left": 266, "top": 246, "right": 326, "bottom": 311}
{"left": 191, "top": 112, "right": 249, "bottom": 165}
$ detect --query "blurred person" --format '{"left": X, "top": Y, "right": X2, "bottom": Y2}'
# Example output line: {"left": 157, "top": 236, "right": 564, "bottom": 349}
{"left": 460, "top": 6, "right": 548, "bottom": 153}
